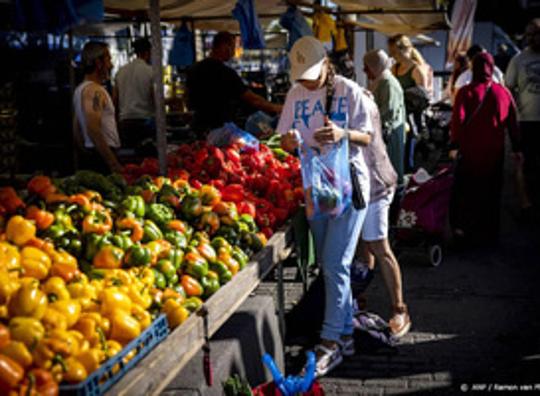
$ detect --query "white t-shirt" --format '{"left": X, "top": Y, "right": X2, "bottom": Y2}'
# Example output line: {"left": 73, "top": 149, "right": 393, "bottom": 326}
{"left": 454, "top": 66, "right": 505, "bottom": 91}
{"left": 277, "top": 75, "right": 372, "bottom": 198}
{"left": 115, "top": 58, "right": 154, "bottom": 120}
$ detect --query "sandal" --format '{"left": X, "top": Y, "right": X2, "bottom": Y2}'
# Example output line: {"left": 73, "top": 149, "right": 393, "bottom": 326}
{"left": 389, "top": 304, "right": 411, "bottom": 338}
{"left": 313, "top": 343, "right": 343, "bottom": 377}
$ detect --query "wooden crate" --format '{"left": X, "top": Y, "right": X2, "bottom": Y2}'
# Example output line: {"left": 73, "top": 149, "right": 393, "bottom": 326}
{"left": 105, "top": 224, "right": 294, "bottom": 396}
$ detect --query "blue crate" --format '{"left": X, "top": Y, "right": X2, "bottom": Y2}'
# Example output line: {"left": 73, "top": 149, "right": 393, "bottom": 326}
{"left": 60, "top": 314, "right": 169, "bottom": 396}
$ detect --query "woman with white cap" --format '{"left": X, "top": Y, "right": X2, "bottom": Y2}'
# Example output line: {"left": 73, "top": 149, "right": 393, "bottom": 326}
{"left": 363, "top": 49, "right": 406, "bottom": 186}
{"left": 278, "top": 36, "right": 373, "bottom": 376}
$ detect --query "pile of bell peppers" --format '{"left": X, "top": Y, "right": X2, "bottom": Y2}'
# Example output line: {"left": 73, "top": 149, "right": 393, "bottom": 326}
{"left": 0, "top": 163, "right": 279, "bottom": 392}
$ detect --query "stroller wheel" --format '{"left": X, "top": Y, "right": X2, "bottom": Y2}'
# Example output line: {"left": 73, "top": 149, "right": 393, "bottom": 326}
{"left": 427, "top": 244, "right": 443, "bottom": 267}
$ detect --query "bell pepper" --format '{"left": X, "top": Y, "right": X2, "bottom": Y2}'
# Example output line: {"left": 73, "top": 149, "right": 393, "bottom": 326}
{"left": 146, "top": 203, "right": 174, "bottom": 227}
{"left": 0, "top": 341, "right": 32, "bottom": 369}
{"left": 25, "top": 206, "right": 55, "bottom": 230}
{"left": 116, "top": 218, "right": 143, "bottom": 243}
{"left": 49, "top": 300, "right": 81, "bottom": 328}
{"left": 209, "top": 261, "right": 233, "bottom": 285}
{"left": 82, "top": 210, "right": 113, "bottom": 235}
{"left": 162, "top": 287, "right": 184, "bottom": 302}
{"left": 6, "top": 216, "right": 36, "bottom": 246}
{"left": 0, "top": 241, "right": 20, "bottom": 272}
{"left": 218, "top": 252, "right": 240, "bottom": 275}
{"left": 181, "top": 275, "right": 203, "bottom": 297}
{"left": 182, "top": 251, "right": 208, "bottom": 280}
{"left": 76, "top": 347, "right": 103, "bottom": 376}
{"left": 182, "top": 296, "right": 203, "bottom": 312}
{"left": 99, "top": 288, "right": 132, "bottom": 317}
{"left": 232, "top": 246, "right": 249, "bottom": 270}
{"left": 19, "top": 246, "right": 50, "bottom": 280}
{"left": 50, "top": 262, "right": 81, "bottom": 283}
{"left": 201, "top": 271, "right": 220, "bottom": 298}
{"left": 142, "top": 220, "right": 163, "bottom": 243}
{"left": 73, "top": 313, "right": 110, "bottom": 347}
{"left": 167, "top": 248, "right": 184, "bottom": 270}
{"left": 164, "top": 230, "right": 187, "bottom": 249}
{"left": 157, "top": 184, "right": 181, "bottom": 208}
{"left": 213, "top": 201, "right": 238, "bottom": 219}
{"left": 215, "top": 225, "right": 239, "bottom": 246}
{"left": 111, "top": 233, "right": 133, "bottom": 251}
{"left": 127, "top": 284, "right": 152, "bottom": 309}
{"left": 168, "top": 219, "right": 189, "bottom": 234}
{"left": 8, "top": 279, "right": 47, "bottom": 319}
{"left": 27, "top": 175, "right": 56, "bottom": 197}
{"left": 9, "top": 317, "right": 45, "bottom": 348}
{"left": 63, "top": 356, "right": 88, "bottom": 383}
{"left": 93, "top": 245, "right": 124, "bottom": 269}
{"left": 156, "top": 259, "right": 176, "bottom": 280}
{"left": 123, "top": 245, "right": 151, "bottom": 268}
{"left": 196, "top": 211, "right": 220, "bottom": 235}
{"left": 168, "top": 273, "right": 179, "bottom": 287}
{"left": 181, "top": 194, "right": 203, "bottom": 220}
{"left": 162, "top": 299, "right": 190, "bottom": 328}
{"left": 131, "top": 304, "right": 151, "bottom": 330}
{"left": 41, "top": 308, "right": 68, "bottom": 331}
{"left": 199, "top": 185, "right": 221, "bottom": 207}
{"left": 84, "top": 233, "right": 104, "bottom": 261}
{"left": 120, "top": 195, "right": 146, "bottom": 218}
{"left": 18, "top": 368, "right": 59, "bottom": 396}
{"left": 152, "top": 269, "right": 167, "bottom": 290}
{"left": 145, "top": 240, "right": 171, "bottom": 262}
{"left": 239, "top": 214, "right": 258, "bottom": 232}
{"left": 0, "top": 271, "right": 19, "bottom": 306}
{"left": 221, "top": 184, "right": 245, "bottom": 203}
{"left": 43, "top": 277, "right": 70, "bottom": 301}
{"left": 242, "top": 232, "right": 265, "bottom": 252}
{"left": 195, "top": 242, "right": 217, "bottom": 264}
{"left": 52, "top": 205, "right": 75, "bottom": 230}
{"left": 237, "top": 201, "right": 256, "bottom": 217}
{"left": 0, "top": 187, "right": 25, "bottom": 213}
{"left": 0, "top": 354, "right": 24, "bottom": 392}
{"left": 109, "top": 310, "right": 141, "bottom": 344}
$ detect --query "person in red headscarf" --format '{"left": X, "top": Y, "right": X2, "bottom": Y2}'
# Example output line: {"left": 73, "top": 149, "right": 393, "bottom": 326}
{"left": 449, "top": 52, "right": 523, "bottom": 245}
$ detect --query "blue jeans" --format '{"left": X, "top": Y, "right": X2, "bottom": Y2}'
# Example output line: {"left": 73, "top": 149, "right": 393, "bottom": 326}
{"left": 309, "top": 204, "right": 367, "bottom": 342}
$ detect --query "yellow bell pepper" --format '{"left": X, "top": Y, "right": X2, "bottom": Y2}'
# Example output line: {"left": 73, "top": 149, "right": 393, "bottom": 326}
{"left": 50, "top": 249, "right": 77, "bottom": 268}
{"left": 76, "top": 348, "right": 104, "bottom": 375}
{"left": 63, "top": 356, "right": 88, "bottom": 383}
{"left": 131, "top": 304, "right": 152, "bottom": 330}
{"left": 46, "top": 329, "right": 82, "bottom": 357}
{"left": 43, "top": 276, "right": 70, "bottom": 301}
{"left": 0, "top": 241, "right": 20, "bottom": 272}
{"left": 6, "top": 215, "right": 36, "bottom": 246}
{"left": 32, "top": 340, "right": 55, "bottom": 369}
{"left": 105, "top": 339, "right": 122, "bottom": 359}
{"left": 129, "top": 267, "right": 155, "bottom": 287}
{"left": 0, "top": 270, "right": 20, "bottom": 305}
{"left": 8, "top": 279, "right": 47, "bottom": 319}
{"left": 0, "top": 340, "right": 33, "bottom": 368}
{"left": 20, "top": 246, "right": 51, "bottom": 280}
{"left": 127, "top": 284, "right": 152, "bottom": 310}
{"left": 49, "top": 299, "right": 81, "bottom": 328}
{"left": 162, "top": 299, "right": 190, "bottom": 328}
{"left": 99, "top": 288, "right": 132, "bottom": 317}
{"left": 0, "top": 304, "right": 8, "bottom": 320}
{"left": 41, "top": 307, "right": 68, "bottom": 331}
{"left": 109, "top": 309, "right": 141, "bottom": 344}
{"left": 9, "top": 316, "right": 45, "bottom": 347}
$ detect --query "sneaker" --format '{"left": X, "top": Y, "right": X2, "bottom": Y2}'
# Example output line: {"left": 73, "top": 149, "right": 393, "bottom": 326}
{"left": 313, "top": 343, "right": 343, "bottom": 377}
{"left": 389, "top": 305, "right": 411, "bottom": 338}
{"left": 339, "top": 337, "right": 355, "bottom": 356}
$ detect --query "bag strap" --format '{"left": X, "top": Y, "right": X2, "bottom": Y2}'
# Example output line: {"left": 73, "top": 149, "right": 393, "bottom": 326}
{"left": 464, "top": 84, "right": 492, "bottom": 127}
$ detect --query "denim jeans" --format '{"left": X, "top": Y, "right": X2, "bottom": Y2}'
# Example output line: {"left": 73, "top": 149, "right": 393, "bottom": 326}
{"left": 309, "top": 204, "right": 367, "bottom": 342}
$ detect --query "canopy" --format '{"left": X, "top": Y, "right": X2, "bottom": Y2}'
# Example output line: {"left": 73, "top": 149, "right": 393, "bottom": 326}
{"left": 104, "top": 0, "right": 450, "bottom": 34}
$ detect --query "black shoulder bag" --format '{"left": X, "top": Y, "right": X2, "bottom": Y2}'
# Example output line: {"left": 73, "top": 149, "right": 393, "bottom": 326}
{"left": 325, "top": 83, "right": 366, "bottom": 210}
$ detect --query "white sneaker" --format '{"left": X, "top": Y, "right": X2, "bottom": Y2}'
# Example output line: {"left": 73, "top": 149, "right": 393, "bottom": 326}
{"left": 313, "top": 344, "right": 343, "bottom": 377}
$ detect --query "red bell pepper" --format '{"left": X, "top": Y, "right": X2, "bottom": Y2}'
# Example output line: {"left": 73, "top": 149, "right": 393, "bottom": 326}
{"left": 236, "top": 201, "right": 256, "bottom": 217}
{"left": 221, "top": 184, "right": 244, "bottom": 203}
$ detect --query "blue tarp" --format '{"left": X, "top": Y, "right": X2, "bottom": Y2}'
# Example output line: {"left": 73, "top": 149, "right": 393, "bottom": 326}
{"left": 168, "top": 23, "right": 195, "bottom": 67}
{"left": 232, "top": 0, "right": 265, "bottom": 49}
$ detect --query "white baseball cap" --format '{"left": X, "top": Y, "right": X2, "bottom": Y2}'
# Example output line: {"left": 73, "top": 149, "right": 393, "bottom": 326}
{"left": 289, "top": 36, "right": 327, "bottom": 81}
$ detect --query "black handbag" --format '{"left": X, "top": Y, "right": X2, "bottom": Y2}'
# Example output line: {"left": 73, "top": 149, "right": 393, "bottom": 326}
{"left": 325, "top": 83, "right": 366, "bottom": 210}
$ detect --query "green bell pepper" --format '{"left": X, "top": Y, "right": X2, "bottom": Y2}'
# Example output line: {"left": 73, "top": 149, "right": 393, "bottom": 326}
{"left": 211, "top": 237, "right": 232, "bottom": 254}
{"left": 135, "top": 175, "right": 159, "bottom": 192}
{"left": 172, "top": 284, "right": 186, "bottom": 298}
{"left": 167, "top": 273, "right": 179, "bottom": 287}
{"left": 168, "top": 249, "right": 185, "bottom": 270}
{"left": 111, "top": 233, "right": 133, "bottom": 251}
{"left": 124, "top": 245, "right": 152, "bottom": 267}
{"left": 152, "top": 268, "right": 167, "bottom": 289}
{"left": 239, "top": 214, "right": 257, "bottom": 232}
{"left": 142, "top": 220, "right": 163, "bottom": 242}
{"left": 164, "top": 230, "right": 187, "bottom": 249}
{"left": 121, "top": 195, "right": 146, "bottom": 218}
{"left": 180, "top": 194, "right": 203, "bottom": 220}
{"left": 146, "top": 203, "right": 174, "bottom": 227}
{"left": 242, "top": 232, "right": 264, "bottom": 253}
{"left": 209, "top": 261, "right": 233, "bottom": 285}
{"left": 232, "top": 246, "right": 249, "bottom": 270}
{"left": 182, "top": 297, "right": 203, "bottom": 312}
{"left": 182, "top": 254, "right": 208, "bottom": 280}
{"left": 157, "top": 184, "right": 180, "bottom": 206}
{"left": 201, "top": 273, "right": 220, "bottom": 298}
{"left": 84, "top": 233, "right": 104, "bottom": 261}
{"left": 216, "top": 225, "right": 239, "bottom": 246}
{"left": 156, "top": 259, "right": 176, "bottom": 280}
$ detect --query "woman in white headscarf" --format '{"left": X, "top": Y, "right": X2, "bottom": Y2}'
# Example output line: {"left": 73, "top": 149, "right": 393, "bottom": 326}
{"left": 363, "top": 49, "right": 407, "bottom": 185}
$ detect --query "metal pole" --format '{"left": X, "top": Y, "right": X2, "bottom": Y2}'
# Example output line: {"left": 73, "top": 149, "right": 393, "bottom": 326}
{"left": 148, "top": 0, "right": 167, "bottom": 176}
{"left": 68, "top": 29, "right": 78, "bottom": 172}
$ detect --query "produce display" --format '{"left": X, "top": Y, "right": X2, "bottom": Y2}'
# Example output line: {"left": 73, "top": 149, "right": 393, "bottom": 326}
{"left": 0, "top": 141, "right": 302, "bottom": 395}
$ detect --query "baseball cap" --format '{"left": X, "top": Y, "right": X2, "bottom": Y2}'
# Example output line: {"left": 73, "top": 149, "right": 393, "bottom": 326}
{"left": 289, "top": 37, "right": 327, "bottom": 81}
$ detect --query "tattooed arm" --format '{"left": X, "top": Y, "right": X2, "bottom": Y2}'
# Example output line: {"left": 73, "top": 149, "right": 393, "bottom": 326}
{"left": 82, "top": 84, "right": 123, "bottom": 173}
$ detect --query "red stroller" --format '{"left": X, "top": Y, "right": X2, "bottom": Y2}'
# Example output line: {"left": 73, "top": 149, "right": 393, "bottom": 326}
{"left": 391, "top": 164, "right": 454, "bottom": 267}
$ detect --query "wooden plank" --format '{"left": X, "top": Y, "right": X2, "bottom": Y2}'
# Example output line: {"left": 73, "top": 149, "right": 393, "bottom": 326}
{"left": 106, "top": 225, "right": 294, "bottom": 396}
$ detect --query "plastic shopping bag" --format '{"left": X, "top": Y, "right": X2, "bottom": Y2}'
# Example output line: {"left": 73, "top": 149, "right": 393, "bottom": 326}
{"left": 206, "top": 122, "right": 259, "bottom": 152}
{"left": 299, "top": 139, "right": 352, "bottom": 220}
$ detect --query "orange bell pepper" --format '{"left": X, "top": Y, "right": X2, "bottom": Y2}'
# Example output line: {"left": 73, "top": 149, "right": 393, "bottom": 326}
{"left": 116, "top": 218, "right": 144, "bottom": 243}
{"left": 0, "top": 187, "right": 25, "bottom": 213}
{"left": 0, "top": 324, "right": 9, "bottom": 349}
{"left": 25, "top": 206, "right": 55, "bottom": 230}
{"left": 181, "top": 275, "right": 203, "bottom": 297}
{"left": 93, "top": 246, "right": 124, "bottom": 269}
{"left": 0, "top": 354, "right": 24, "bottom": 392}
{"left": 27, "top": 175, "right": 56, "bottom": 196}
{"left": 68, "top": 194, "right": 92, "bottom": 211}
{"left": 82, "top": 211, "right": 113, "bottom": 234}
{"left": 17, "top": 368, "right": 58, "bottom": 396}
{"left": 50, "top": 262, "right": 81, "bottom": 283}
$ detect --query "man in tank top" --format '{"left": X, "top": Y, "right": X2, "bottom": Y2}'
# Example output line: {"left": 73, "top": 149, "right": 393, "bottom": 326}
{"left": 73, "top": 41, "right": 122, "bottom": 173}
